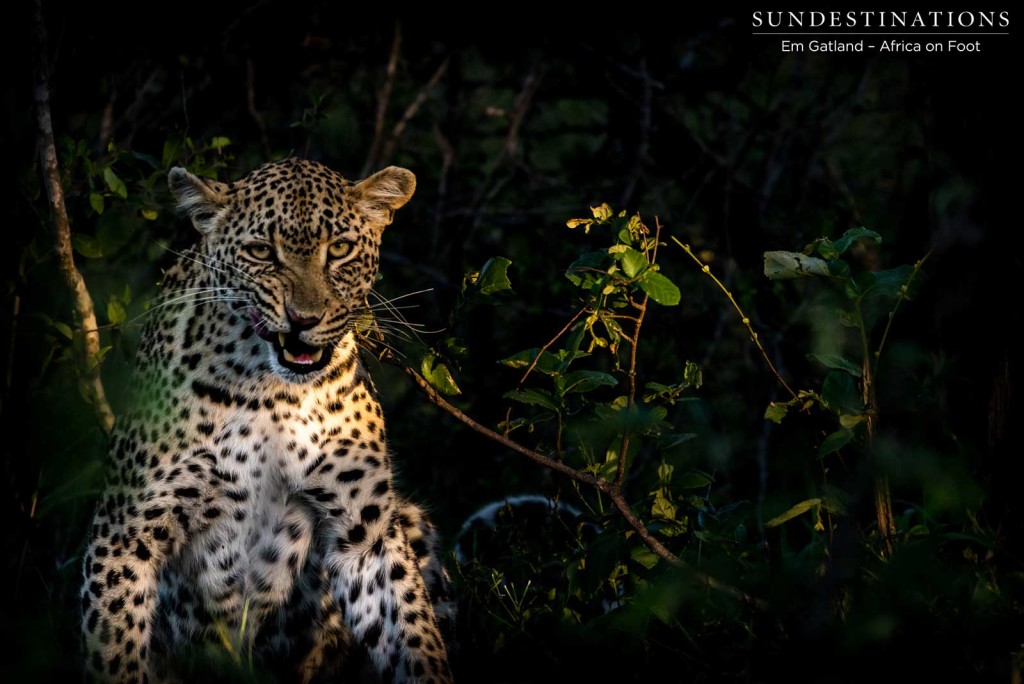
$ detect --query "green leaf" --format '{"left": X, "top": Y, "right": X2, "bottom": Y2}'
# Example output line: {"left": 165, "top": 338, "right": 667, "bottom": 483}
{"left": 630, "top": 545, "right": 660, "bottom": 570}
{"left": 619, "top": 248, "right": 647, "bottom": 278}
{"left": 638, "top": 272, "right": 680, "bottom": 306}
{"left": 503, "top": 388, "right": 560, "bottom": 413}
{"left": 764, "top": 402, "right": 789, "bottom": 424}
{"left": 498, "top": 348, "right": 561, "bottom": 375}
{"left": 420, "top": 351, "right": 461, "bottom": 396}
{"left": 476, "top": 257, "right": 513, "bottom": 296}
{"left": 676, "top": 470, "right": 714, "bottom": 489}
{"left": 837, "top": 309, "right": 860, "bottom": 328}
{"left": 558, "top": 370, "right": 618, "bottom": 395}
{"left": 566, "top": 217, "right": 594, "bottom": 232}
{"left": 833, "top": 228, "right": 882, "bottom": 255}
{"left": 52, "top": 320, "right": 73, "bottom": 340}
{"left": 651, "top": 489, "right": 677, "bottom": 521}
{"left": 683, "top": 360, "right": 703, "bottom": 389}
{"left": 162, "top": 139, "right": 183, "bottom": 167}
{"left": 839, "top": 413, "right": 867, "bottom": 429}
{"left": 807, "top": 353, "right": 862, "bottom": 377}
{"left": 565, "top": 250, "right": 608, "bottom": 286}
{"left": 71, "top": 234, "right": 104, "bottom": 258}
{"left": 210, "top": 136, "right": 232, "bottom": 152}
{"left": 594, "top": 400, "right": 669, "bottom": 435}
{"left": 141, "top": 208, "right": 159, "bottom": 221}
{"left": 763, "top": 250, "right": 831, "bottom": 279}
{"left": 591, "top": 203, "right": 613, "bottom": 221}
{"left": 849, "top": 265, "right": 915, "bottom": 300}
{"left": 819, "top": 428, "right": 854, "bottom": 457}
{"left": 89, "top": 192, "right": 105, "bottom": 214}
{"left": 103, "top": 167, "right": 128, "bottom": 199}
{"left": 441, "top": 337, "right": 469, "bottom": 359}
{"left": 764, "top": 498, "right": 821, "bottom": 528}
{"left": 107, "top": 300, "right": 127, "bottom": 326}
{"left": 821, "top": 371, "right": 862, "bottom": 415}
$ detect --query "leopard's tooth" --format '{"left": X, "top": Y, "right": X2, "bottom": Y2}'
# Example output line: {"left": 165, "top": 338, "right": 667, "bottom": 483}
{"left": 278, "top": 332, "right": 287, "bottom": 348}
{"left": 282, "top": 348, "right": 296, "bottom": 363}
{"left": 310, "top": 348, "right": 323, "bottom": 363}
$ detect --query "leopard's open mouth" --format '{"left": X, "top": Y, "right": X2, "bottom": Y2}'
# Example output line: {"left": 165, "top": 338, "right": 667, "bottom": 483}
{"left": 249, "top": 309, "right": 333, "bottom": 375}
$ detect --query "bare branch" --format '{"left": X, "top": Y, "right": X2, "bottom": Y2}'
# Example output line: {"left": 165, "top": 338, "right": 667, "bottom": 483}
{"left": 362, "top": 22, "right": 402, "bottom": 177}
{"left": 31, "top": 0, "right": 115, "bottom": 436}
{"left": 379, "top": 57, "right": 449, "bottom": 166}
{"left": 246, "top": 58, "right": 270, "bottom": 156}
{"left": 431, "top": 123, "right": 454, "bottom": 241}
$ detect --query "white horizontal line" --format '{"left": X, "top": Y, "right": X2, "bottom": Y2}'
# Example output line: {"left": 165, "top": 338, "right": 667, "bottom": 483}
{"left": 753, "top": 32, "right": 1008, "bottom": 36}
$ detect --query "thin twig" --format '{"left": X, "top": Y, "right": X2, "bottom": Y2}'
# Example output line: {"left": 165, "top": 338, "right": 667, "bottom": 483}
{"left": 96, "top": 85, "right": 116, "bottom": 155}
{"left": 503, "top": 305, "right": 588, "bottom": 438}
{"left": 379, "top": 57, "right": 449, "bottom": 166}
{"left": 672, "top": 236, "right": 797, "bottom": 400}
{"left": 397, "top": 358, "right": 609, "bottom": 490}
{"left": 431, "top": 123, "right": 454, "bottom": 244}
{"left": 516, "top": 306, "right": 588, "bottom": 388}
{"left": 362, "top": 22, "right": 402, "bottom": 177}
{"left": 32, "top": 0, "right": 115, "bottom": 435}
{"left": 246, "top": 58, "right": 270, "bottom": 157}
{"left": 874, "top": 249, "right": 932, "bottom": 369}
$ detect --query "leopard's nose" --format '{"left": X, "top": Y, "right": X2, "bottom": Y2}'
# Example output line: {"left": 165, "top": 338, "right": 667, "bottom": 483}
{"left": 286, "top": 307, "right": 323, "bottom": 331}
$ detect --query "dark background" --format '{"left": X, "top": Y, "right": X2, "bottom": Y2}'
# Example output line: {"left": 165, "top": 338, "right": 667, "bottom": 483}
{"left": 4, "top": 3, "right": 1021, "bottom": 682}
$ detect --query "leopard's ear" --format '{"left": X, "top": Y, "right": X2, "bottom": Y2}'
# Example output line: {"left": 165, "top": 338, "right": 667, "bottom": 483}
{"left": 168, "top": 167, "right": 231, "bottom": 234}
{"left": 350, "top": 166, "right": 416, "bottom": 230}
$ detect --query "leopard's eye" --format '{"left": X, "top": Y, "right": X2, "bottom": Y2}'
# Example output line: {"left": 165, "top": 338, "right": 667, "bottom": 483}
{"left": 244, "top": 243, "right": 273, "bottom": 261}
{"left": 328, "top": 241, "right": 352, "bottom": 259}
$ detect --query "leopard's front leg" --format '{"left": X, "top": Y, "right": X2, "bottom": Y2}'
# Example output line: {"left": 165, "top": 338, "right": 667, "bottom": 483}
{"left": 80, "top": 483, "right": 183, "bottom": 683}
{"left": 306, "top": 450, "right": 453, "bottom": 683}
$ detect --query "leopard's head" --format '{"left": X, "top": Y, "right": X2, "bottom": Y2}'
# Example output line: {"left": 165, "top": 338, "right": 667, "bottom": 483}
{"left": 168, "top": 158, "right": 415, "bottom": 381}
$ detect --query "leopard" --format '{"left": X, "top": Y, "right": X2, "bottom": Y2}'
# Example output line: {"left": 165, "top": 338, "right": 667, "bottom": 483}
{"left": 79, "top": 157, "right": 455, "bottom": 684}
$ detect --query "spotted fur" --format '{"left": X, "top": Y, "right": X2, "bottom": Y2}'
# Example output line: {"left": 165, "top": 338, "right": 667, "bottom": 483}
{"left": 80, "top": 158, "right": 454, "bottom": 683}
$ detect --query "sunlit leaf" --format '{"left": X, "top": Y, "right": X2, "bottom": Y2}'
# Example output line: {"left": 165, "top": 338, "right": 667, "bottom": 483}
{"left": 638, "top": 272, "right": 680, "bottom": 306}
{"left": 103, "top": 167, "right": 128, "bottom": 199}
{"left": 421, "top": 351, "right": 461, "bottom": 396}
{"left": 764, "top": 498, "right": 821, "bottom": 528}
{"left": 839, "top": 413, "right": 867, "bottom": 429}
{"left": 52, "top": 320, "right": 73, "bottom": 340}
{"left": 763, "top": 250, "right": 831, "bottom": 279}
{"left": 89, "top": 192, "right": 104, "bottom": 214}
{"left": 652, "top": 489, "right": 677, "bottom": 520}
{"left": 476, "top": 257, "right": 513, "bottom": 296}
{"left": 499, "top": 348, "right": 561, "bottom": 375}
{"left": 591, "top": 203, "right": 613, "bottom": 221}
{"left": 764, "top": 402, "right": 789, "bottom": 424}
{"left": 620, "top": 248, "right": 647, "bottom": 278}
{"left": 107, "top": 300, "right": 126, "bottom": 326}
{"left": 630, "top": 545, "right": 660, "bottom": 569}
